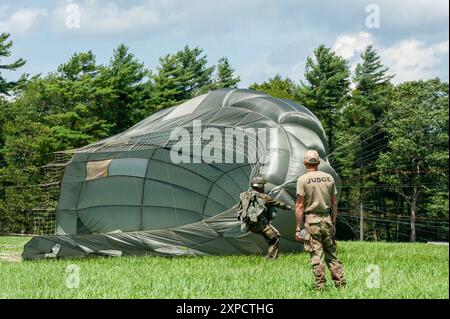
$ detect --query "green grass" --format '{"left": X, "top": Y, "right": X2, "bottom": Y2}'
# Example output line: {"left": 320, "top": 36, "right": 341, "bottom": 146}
{"left": 0, "top": 236, "right": 448, "bottom": 298}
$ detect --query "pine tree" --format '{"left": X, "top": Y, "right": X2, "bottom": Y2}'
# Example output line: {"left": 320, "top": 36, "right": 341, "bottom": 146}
{"left": 151, "top": 46, "right": 214, "bottom": 109}
{"left": 299, "top": 45, "right": 351, "bottom": 153}
{"left": 0, "top": 33, "right": 26, "bottom": 94}
{"left": 97, "top": 44, "right": 148, "bottom": 133}
{"left": 214, "top": 57, "right": 240, "bottom": 89}
{"left": 353, "top": 45, "right": 394, "bottom": 122}
{"left": 57, "top": 51, "right": 97, "bottom": 81}
{"left": 336, "top": 45, "right": 394, "bottom": 176}
{"left": 335, "top": 45, "right": 393, "bottom": 241}
{"left": 49, "top": 51, "right": 112, "bottom": 145}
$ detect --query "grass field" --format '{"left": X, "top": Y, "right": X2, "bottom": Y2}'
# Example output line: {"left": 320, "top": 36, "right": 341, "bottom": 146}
{"left": 0, "top": 236, "right": 448, "bottom": 299}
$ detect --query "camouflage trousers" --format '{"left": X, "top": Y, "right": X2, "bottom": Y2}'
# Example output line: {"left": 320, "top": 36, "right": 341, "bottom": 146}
{"left": 304, "top": 213, "right": 346, "bottom": 289}
{"left": 247, "top": 217, "right": 281, "bottom": 259}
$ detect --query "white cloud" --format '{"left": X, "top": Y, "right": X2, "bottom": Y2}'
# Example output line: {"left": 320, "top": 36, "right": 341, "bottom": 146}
{"left": 433, "top": 40, "right": 450, "bottom": 55}
{"left": 378, "top": 0, "right": 449, "bottom": 28}
{"left": 0, "top": 7, "right": 47, "bottom": 33}
{"left": 0, "top": 1, "right": 447, "bottom": 86}
{"left": 51, "top": 1, "right": 161, "bottom": 34}
{"left": 88, "top": 3, "right": 160, "bottom": 31}
{"left": 289, "top": 62, "right": 306, "bottom": 82}
{"left": 332, "top": 32, "right": 373, "bottom": 60}
{"left": 331, "top": 31, "right": 449, "bottom": 83}
{"left": 381, "top": 39, "right": 449, "bottom": 83}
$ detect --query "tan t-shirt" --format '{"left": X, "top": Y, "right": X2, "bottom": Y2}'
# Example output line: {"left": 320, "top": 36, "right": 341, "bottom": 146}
{"left": 297, "top": 170, "right": 337, "bottom": 213}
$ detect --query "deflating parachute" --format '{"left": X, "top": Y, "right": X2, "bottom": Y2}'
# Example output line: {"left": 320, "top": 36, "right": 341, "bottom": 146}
{"left": 23, "top": 88, "right": 340, "bottom": 259}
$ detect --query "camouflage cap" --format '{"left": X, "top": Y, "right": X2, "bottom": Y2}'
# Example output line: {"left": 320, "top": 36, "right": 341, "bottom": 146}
{"left": 304, "top": 150, "right": 320, "bottom": 164}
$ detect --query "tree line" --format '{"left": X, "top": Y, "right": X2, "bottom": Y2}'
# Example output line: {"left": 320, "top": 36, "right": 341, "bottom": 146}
{"left": 0, "top": 33, "right": 448, "bottom": 241}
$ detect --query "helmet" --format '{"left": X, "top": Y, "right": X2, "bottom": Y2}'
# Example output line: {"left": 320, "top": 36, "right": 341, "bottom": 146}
{"left": 250, "top": 176, "right": 266, "bottom": 189}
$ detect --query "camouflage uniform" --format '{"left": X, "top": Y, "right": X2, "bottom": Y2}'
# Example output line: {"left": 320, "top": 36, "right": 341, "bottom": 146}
{"left": 297, "top": 157, "right": 346, "bottom": 289}
{"left": 237, "top": 177, "right": 291, "bottom": 260}
{"left": 245, "top": 192, "right": 289, "bottom": 260}
{"left": 303, "top": 212, "right": 346, "bottom": 289}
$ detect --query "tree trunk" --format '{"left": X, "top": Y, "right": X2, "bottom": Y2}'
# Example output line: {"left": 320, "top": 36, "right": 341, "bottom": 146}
{"left": 410, "top": 186, "right": 418, "bottom": 242}
{"left": 410, "top": 163, "right": 421, "bottom": 243}
{"left": 359, "top": 140, "right": 364, "bottom": 241}
{"left": 359, "top": 192, "right": 364, "bottom": 241}
{"left": 373, "top": 221, "right": 378, "bottom": 241}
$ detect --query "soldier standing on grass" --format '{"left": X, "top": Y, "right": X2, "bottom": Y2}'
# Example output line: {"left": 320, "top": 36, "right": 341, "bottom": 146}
{"left": 237, "top": 176, "right": 292, "bottom": 260}
{"left": 295, "top": 150, "right": 346, "bottom": 290}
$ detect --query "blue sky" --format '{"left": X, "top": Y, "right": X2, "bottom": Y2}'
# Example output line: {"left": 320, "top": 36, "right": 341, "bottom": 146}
{"left": 1, "top": 0, "right": 448, "bottom": 87}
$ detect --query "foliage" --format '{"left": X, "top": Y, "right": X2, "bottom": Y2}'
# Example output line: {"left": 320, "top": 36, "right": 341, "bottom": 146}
{"left": 376, "top": 79, "right": 449, "bottom": 241}
{"left": 0, "top": 33, "right": 26, "bottom": 95}
{"left": 298, "top": 45, "right": 351, "bottom": 152}
{"left": 0, "top": 39, "right": 242, "bottom": 233}
{"left": 151, "top": 46, "right": 215, "bottom": 109}
{"left": 250, "top": 75, "right": 300, "bottom": 101}
{"left": 213, "top": 57, "right": 240, "bottom": 89}
{"left": 0, "top": 97, "right": 58, "bottom": 233}
{"left": 0, "top": 36, "right": 447, "bottom": 242}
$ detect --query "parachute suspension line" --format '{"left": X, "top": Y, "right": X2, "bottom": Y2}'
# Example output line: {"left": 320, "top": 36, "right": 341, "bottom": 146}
{"left": 326, "top": 119, "right": 385, "bottom": 160}
{"left": 326, "top": 105, "right": 411, "bottom": 162}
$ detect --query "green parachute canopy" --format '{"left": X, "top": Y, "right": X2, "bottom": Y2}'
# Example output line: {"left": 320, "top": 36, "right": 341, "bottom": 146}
{"left": 23, "top": 88, "right": 340, "bottom": 259}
